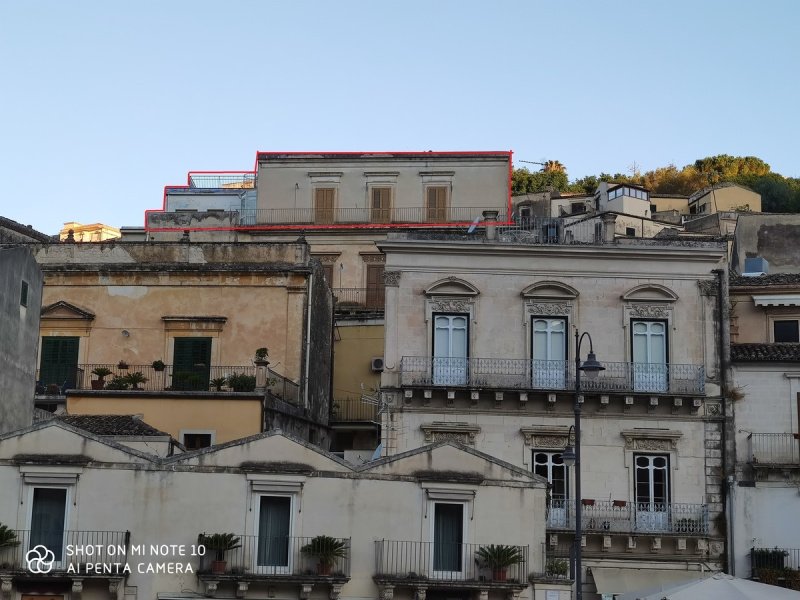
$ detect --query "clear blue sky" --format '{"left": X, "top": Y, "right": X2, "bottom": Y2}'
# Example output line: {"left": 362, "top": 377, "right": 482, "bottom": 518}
{"left": 1, "top": 0, "right": 798, "bottom": 235}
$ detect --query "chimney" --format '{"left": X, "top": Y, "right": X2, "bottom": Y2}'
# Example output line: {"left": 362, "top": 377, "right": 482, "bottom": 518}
{"left": 483, "top": 210, "right": 499, "bottom": 240}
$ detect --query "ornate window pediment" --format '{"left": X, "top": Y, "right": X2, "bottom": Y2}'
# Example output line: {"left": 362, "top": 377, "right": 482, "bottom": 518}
{"left": 40, "top": 301, "right": 95, "bottom": 321}
{"left": 425, "top": 277, "right": 479, "bottom": 297}
{"left": 521, "top": 426, "right": 572, "bottom": 448}
{"left": 620, "top": 429, "right": 682, "bottom": 451}
{"left": 622, "top": 284, "right": 678, "bottom": 303}
{"left": 521, "top": 281, "right": 579, "bottom": 300}
{"left": 421, "top": 422, "right": 480, "bottom": 445}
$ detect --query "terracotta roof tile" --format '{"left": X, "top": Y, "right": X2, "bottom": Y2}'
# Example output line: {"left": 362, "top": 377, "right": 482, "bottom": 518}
{"left": 731, "top": 343, "right": 800, "bottom": 362}
{"left": 57, "top": 415, "right": 169, "bottom": 436}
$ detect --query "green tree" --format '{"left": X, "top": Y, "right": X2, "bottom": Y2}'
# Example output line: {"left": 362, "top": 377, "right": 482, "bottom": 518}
{"left": 512, "top": 167, "right": 569, "bottom": 194}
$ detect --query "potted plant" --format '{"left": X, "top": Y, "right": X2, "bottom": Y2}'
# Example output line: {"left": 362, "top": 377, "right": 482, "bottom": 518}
{"left": 199, "top": 533, "right": 241, "bottom": 575}
{"left": 582, "top": 499, "right": 595, "bottom": 507}
{"left": 117, "top": 360, "right": 129, "bottom": 370}
{"left": 91, "top": 367, "right": 113, "bottom": 390}
{"left": 124, "top": 371, "right": 148, "bottom": 390}
{"left": 105, "top": 375, "right": 130, "bottom": 390}
{"left": 612, "top": 500, "right": 627, "bottom": 508}
{"left": 210, "top": 377, "right": 227, "bottom": 392}
{"left": 227, "top": 373, "right": 256, "bottom": 392}
{"left": 475, "top": 544, "right": 523, "bottom": 581}
{"left": 254, "top": 347, "right": 269, "bottom": 365}
{"left": 300, "top": 535, "right": 347, "bottom": 575}
{"left": 151, "top": 360, "right": 165, "bottom": 372}
{"left": 545, "top": 558, "right": 568, "bottom": 578}
{"left": 0, "top": 523, "right": 20, "bottom": 549}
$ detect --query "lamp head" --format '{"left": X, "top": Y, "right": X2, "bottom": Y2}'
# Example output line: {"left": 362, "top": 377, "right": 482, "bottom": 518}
{"left": 562, "top": 445, "right": 576, "bottom": 467}
{"left": 579, "top": 350, "right": 604, "bottom": 380}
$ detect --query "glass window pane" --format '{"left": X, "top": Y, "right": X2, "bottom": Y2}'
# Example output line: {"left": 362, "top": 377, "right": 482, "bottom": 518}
{"left": 774, "top": 320, "right": 800, "bottom": 343}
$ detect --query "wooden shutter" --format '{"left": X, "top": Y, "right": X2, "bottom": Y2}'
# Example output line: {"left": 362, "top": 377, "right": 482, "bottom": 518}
{"left": 172, "top": 337, "right": 212, "bottom": 390}
{"left": 321, "top": 264, "right": 334, "bottom": 286}
{"left": 371, "top": 187, "right": 391, "bottom": 223}
{"left": 426, "top": 186, "right": 448, "bottom": 222}
{"left": 366, "top": 265, "right": 385, "bottom": 309}
{"left": 39, "top": 336, "right": 79, "bottom": 388}
{"left": 314, "top": 188, "right": 335, "bottom": 224}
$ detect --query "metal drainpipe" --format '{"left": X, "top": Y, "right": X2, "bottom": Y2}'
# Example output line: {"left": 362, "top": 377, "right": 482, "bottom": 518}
{"left": 304, "top": 270, "right": 313, "bottom": 409}
{"left": 712, "top": 267, "right": 732, "bottom": 573}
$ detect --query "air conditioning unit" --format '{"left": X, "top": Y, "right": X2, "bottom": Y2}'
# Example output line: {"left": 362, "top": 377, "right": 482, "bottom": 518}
{"left": 370, "top": 357, "right": 384, "bottom": 372}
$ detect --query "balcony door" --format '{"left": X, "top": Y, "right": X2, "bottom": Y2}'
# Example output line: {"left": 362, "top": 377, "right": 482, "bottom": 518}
{"left": 39, "top": 337, "right": 79, "bottom": 390}
{"left": 256, "top": 496, "right": 292, "bottom": 574}
{"left": 432, "top": 314, "right": 468, "bottom": 385}
{"left": 534, "top": 451, "right": 568, "bottom": 527}
{"left": 172, "top": 337, "right": 212, "bottom": 391}
{"left": 632, "top": 320, "right": 668, "bottom": 392}
{"left": 531, "top": 318, "right": 567, "bottom": 389}
{"left": 371, "top": 187, "right": 391, "bottom": 223}
{"left": 314, "top": 188, "right": 335, "bottom": 224}
{"left": 29, "top": 488, "right": 67, "bottom": 564}
{"left": 432, "top": 502, "right": 464, "bottom": 578}
{"left": 426, "top": 186, "right": 448, "bottom": 222}
{"left": 634, "top": 454, "right": 669, "bottom": 532}
{"left": 365, "top": 265, "right": 385, "bottom": 309}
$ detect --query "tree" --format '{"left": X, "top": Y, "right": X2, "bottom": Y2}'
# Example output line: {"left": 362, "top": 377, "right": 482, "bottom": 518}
{"left": 694, "top": 155, "right": 771, "bottom": 184}
{"left": 512, "top": 168, "right": 569, "bottom": 195}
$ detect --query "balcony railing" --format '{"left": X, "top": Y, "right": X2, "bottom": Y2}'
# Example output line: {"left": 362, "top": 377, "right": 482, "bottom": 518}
{"left": 189, "top": 173, "right": 255, "bottom": 188}
{"left": 0, "top": 530, "right": 130, "bottom": 572}
{"left": 530, "top": 542, "right": 572, "bottom": 581}
{"left": 236, "top": 207, "right": 507, "bottom": 226}
{"left": 197, "top": 534, "right": 350, "bottom": 578}
{"left": 751, "top": 547, "right": 800, "bottom": 579}
{"left": 333, "top": 287, "right": 385, "bottom": 311}
{"left": 331, "top": 397, "right": 379, "bottom": 422}
{"left": 375, "top": 540, "right": 528, "bottom": 584}
{"left": 546, "top": 500, "right": 708, "bottom": 535}
{"left": 497, "top": 217, "right": 603, "bottom": 245}
{"left": 749, "top": 433, "right": 800, "bottom": 466}
{"left": 399, "top": 357, "right": 705, "bottom": 395}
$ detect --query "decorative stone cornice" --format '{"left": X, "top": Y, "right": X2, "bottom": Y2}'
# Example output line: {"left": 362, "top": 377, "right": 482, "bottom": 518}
{"left": 421, "top": 422, "right": 481, "bottom": 445}
{"left": 383, "top": 271, "right": 401, "bottom": 287}
{"left": 360, "top": 253, "right": 385, "bottom": 264}
{"left": 311, "top": 253, "right": 340, "bottom": 264}
{"left": 430, "top": 298, "right": 471, "bottom": 313}
{"left": 621, "top": 429, "right": 683, "bottom": 450}
{"left": 521, "top": 426, "right": 572, "bottom": 448}
{"left": 525, "top": 301, "right": 571, "bottom": 316}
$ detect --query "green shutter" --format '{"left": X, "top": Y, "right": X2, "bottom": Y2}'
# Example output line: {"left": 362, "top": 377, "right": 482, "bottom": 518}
{"left": 172, "top": 338, "right": 212, "bottom": 390}
{"left": 39, "top": 337, "right": 79, "bottom": 388}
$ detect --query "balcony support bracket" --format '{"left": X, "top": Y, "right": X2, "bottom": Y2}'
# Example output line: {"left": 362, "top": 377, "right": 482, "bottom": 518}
{"left": 1, "top": 576, "right": 12, "bottom": 600}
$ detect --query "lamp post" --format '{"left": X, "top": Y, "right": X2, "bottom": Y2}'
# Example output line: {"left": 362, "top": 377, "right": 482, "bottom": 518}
{"left": 561, "top": 331, "right": 604, "bottom": 600}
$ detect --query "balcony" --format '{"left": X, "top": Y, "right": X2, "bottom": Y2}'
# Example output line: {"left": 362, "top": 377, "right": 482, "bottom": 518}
{"left": 751, "top": 547, "right": 800, "bottom": 588}
{"left": 749, "top": 433, "right": 800, "bottom": 467}
{"left": 188, "top": 173, "right": 255, "bottom": 188}
{"left": 399, "top": 357, "right": 705, "bottom": 395}
{"left": 197, "top": 535, "right": 350, "bottom": 582}
{"left": 374, "top": 540, "right": 528, "bottom": 589}
{"left": 497, "top": 217, "right": 602, "bottom": 245}
{"left": 37, "top": 364, "right": 301, "bottom": 404}
{"left": 546, "top": 500, "right": 709, "bottom": 535}
{"left": 0, "top": 529, "right": 129, "bottom": 575}
{"left": 333, "top": 287, "right": 385, "bottom": 313}
{"left": 331, "top": 397, "right": 379, "bottom": 422}
{"left": 237, "top": 207, "right": 506, "bottom": 226}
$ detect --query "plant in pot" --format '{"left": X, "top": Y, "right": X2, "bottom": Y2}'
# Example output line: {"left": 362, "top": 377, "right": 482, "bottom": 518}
{"left": 475, "top": 544, "right": 523, "bottom": 582}
{"left": 151, "top": 360, "right": 166, "bottom": 372}
{"left": 545, "top": 558, "right": 568, "bottom": 578}
{"left": 210, "top": 377, "right": 227, "bottom": 392}
{"left": 117, "top": 360, "right": 129, "bottom": 370}
{"left": 300, "top": 535, "right": 347, "bottom": 575}
{"left": 199, "top": 533, "right": 241, "bottom": 575}
{"left": 0, "top": 522, "right": 20, "bottom": 548}
{"left": 124, "top": 371, "right": 148, "bottom": 390}
{"left": 254, "top": 347, "right": 269, "bottom": 365}
{"left": 91, "top": 367, "right": 113, "bottom": 390}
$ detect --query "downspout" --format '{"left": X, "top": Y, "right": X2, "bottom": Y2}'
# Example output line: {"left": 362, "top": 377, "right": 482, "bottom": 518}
{"left": 713, "top": 267, "right": 733, "bottom": 574}
{"left": 304, "top": 270, "right": 313, "bottom": 409}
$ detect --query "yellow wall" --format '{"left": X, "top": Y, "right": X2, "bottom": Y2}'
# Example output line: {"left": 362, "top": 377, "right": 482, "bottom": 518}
{"left": 651, "top": 196, "right": 689, "bottom": 214}
{"left": 333, "top": 323, "right": 384, "bottom": 402}
{"left": 67, "top": 393, "right": 262, "bottom": 444}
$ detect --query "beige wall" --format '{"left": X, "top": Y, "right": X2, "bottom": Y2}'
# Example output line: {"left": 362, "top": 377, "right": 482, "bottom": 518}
{"left": 730, "top": 289, "right": 800, "bottom": 343}
{"left": 67, "top": 393, "right": 262, "bottom": 444}
{"left": 650, "top": 196, "right": 689, "bottom": 214}
{"left": 333, "top": 323, "right": 384, "bottom": 403}
{"left": 691, "top": 186, "right": 761, "bottom": 214}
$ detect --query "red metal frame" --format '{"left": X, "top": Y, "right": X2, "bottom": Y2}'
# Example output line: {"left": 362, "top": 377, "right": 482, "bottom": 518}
{"left": 145, "top": 150, "right": 513, "bottom": 232}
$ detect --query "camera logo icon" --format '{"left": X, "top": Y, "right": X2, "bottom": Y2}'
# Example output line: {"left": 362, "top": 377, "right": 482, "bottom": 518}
{"left": 26, "top": 545, "right": 55, "bottom": 573}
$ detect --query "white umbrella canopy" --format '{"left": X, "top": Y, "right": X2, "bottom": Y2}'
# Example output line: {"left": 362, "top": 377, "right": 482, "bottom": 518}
{"left": 618, "top": 572, "right": 800, "bottom": 600}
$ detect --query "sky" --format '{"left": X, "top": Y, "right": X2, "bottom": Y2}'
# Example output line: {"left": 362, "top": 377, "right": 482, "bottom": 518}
{"left": 1, "top": 0, "right": 798, "bottom": 235}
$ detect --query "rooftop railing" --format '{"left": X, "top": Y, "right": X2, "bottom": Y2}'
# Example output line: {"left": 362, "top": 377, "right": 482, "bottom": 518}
{"left": 497, "top": 216, "right": 602, "bottom": 245}
{"left": 547, "top": 500, "right": 708, "bottom": 535}
{"left": 189, "top": 173, "right": 255, "bottom": 188}
{"left": 751, "top": 547, "right": 800, "bottom": 588}
{"left": 0, "top": 530, "right": 130, "bottom": 572}
{"left": 333, "top": 287, "right": 385, "bottom": 311}
{"left": 331, "top": 397, "right": 379, "bottom": 422}
{"left": 237, "top": 207, "right": 507, "bottom": 226}
{"left": 749, "top": 433, "right": 800, "bottom": 466}
{"left": 399, "top": 357, "right": 705, "bottom": 395}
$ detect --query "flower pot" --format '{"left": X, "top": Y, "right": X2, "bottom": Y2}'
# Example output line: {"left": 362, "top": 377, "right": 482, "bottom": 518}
{"left": 91, "top": 380, "right": 105, "bottom": 390}
{"left": 211, "top": 560, "right": 227, "bottom": 575}
{"left": 492, "top": 567, "right": 508, "bottom": 581}
{"left": 317, "top": 562, "right": 333, "bottom": 576}
{"left": 582, "top": 499, "right": 595, "bottom": 507}
{"left": 613, "top": 500, "right": 627, "bottom": 508}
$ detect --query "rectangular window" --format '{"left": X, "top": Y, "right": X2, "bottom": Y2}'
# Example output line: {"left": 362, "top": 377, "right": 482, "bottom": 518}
{"left": 172, "top": 337, "right": 212, "bottom": 391}
{"left": 634, "top": 454, "right": 670, "bottom": 532}
{"left": 371, "top": 187, "right": 392, "bottom": 223}
{"left": 426, "top": 186, "right": 448, "bottom": 222}
{"left": 314, "top": 188, "right": 335, "bottom": 224}
{"left": 532, "top": 317, "right": 567, "bottom": 389}
{"left": 321, "top": 264, "right": 334, "bottom": 286}
{"left": 631, "top": 320, "right": 668, "bottom": 392}
{"left": 182, "top": 433, "right": 213, "bottom": 449}
{"left": 774, "top": 320, "right": 800, "bottom": 343}
{"left": 625, "top": 227, "right": 636, "bottom": 237}
{"left": 30, "top": 487, "right": 68, "bottom": 560}
{"left": 21, "top": 280, "right": 29, "bottom": 307}
{"left": 432, "top": 314, "right": 468, "bottom": 385}
{"left": 256, "top": 496, "right": 292, "bottom": 573}
{"left": 365, "top": 264, "right": 385, "bottom": 309}
{"left": 39, "top": 337, "right": 80, "bottom": 390}
{"left": 433, "top": 502, "right": 464, "bottom": 575}
{"left": 534, "top": 450, "right": 568, "bottom": 528}
{"left": 570, "top": 202, "right": 585, "bottom": 214}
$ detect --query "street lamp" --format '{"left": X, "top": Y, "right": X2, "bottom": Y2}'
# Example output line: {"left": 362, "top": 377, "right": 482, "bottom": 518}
{"left": 565, "top": 331, "right": 604, "bottom": 600}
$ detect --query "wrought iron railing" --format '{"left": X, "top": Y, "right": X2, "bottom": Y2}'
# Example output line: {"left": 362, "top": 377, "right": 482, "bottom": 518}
{"left": 374, "top": 540, "right": 527, "bottom": 583}
{"left": 497, "top": 217, "right": 603, "bottom": 245}
{"left": 399, "top": 357, "right": 705, "bottom": 394}
{"left": 0, "top": 530, "right": 130, "bottom": 571}
{"left": 752, "top": 547, "right": 800, "bottom": 573}
{"left": 331, "top": 397, "right": 379, "bottom": 422}
{"left": 333, "top": 287, "right": 385, "bottom": 311}
{"left": 530, "top": 542, "right": 572, "bottom": 581}
{"left": 197, "top": 534, "right": 350, "bottom": 577}
{"left": 749, "top": 433, "right": 800, "bottom": 465}
{"left": 236, "top": 207, "right": 507, "bottom": 226}
{"left": 546, "top": 500, "right": 708, "bottom": 535}
{"left": 189, "top": 173, "right": 255, "bottom": 188}
{"left": 267, "top": 371, "right": 302, "bottom": 405}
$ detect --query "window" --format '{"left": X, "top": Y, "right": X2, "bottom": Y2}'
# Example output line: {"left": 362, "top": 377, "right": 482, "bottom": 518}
{"left": 256, "top": 496, "right": 292, "bottom": 573}
{"left": 20, "top": 280, "right": 29, "bottom": 307}
{"left": 172, "top": 337, "right": 212, "bottom": 391}
{"left": 371, "top": 187, "right": 392, "bottom": 223}
{"left": 182, "top": 433, "right": 213, "bottom": 449}
{"left": 321, "top": 264, "right": 334, "bottom": 285}
{"left": 30, "top": 487, "right": 68, "bottom": 561}
{"left": 625, "top": 227, "right": 636, "bottom": 237}
{"left": 631, "top": 320, "right": 668, "bottom": 392}
{"left": 532, "top": 317, "right": 567, "bottom": 389}
{"left": 314, "top": 188, "right": 335, "bottom": 224}
{"left": 432, "top": 502, "right": 464, "bottom": 576}
{"left": 570, "top": 202, "right": 585, "bottom": 214}
{"left": 689, "top": 204, "right": 697, "bottom": 215}
{"left": 39, "top": 337, "right": 79, "bottom": 390}
{"left": 365, "top": 264, "right": 385, "bottom": 309}
{"left": 426, "top": 186, "right": 448, "bottom": 222}
{"left": 774, "top": 320, "right": 800, "bottom": 343}
{"left": 432, "top": 314, "right": 468, "bottom": 385}
{"left": 650, "top": 204, "right": 658, "bottom": 213}
{"left": 534, "top": 451, "right": 568, "bottom": 527}
{"left": 634, "top": 454, "right": 669, "bottom": 531}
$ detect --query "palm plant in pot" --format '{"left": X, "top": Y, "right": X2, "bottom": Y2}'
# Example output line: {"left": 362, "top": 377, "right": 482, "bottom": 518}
{"left": 91, "top": 367, "right": 113, "bottom": 390}
{"left": 475, "top": 544, "right": 523, "bottom": 581}
{"left": 124, "top": 371, "right": 148, "bottom": 390}
{"left": 0, "top": 522, "right": 20, "bottom": 568}
{"left": 199, "top": 533, "right": 241, "bottom": 575}
{"left": 300, "top": 535, "right": 347, "bottom": 575}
